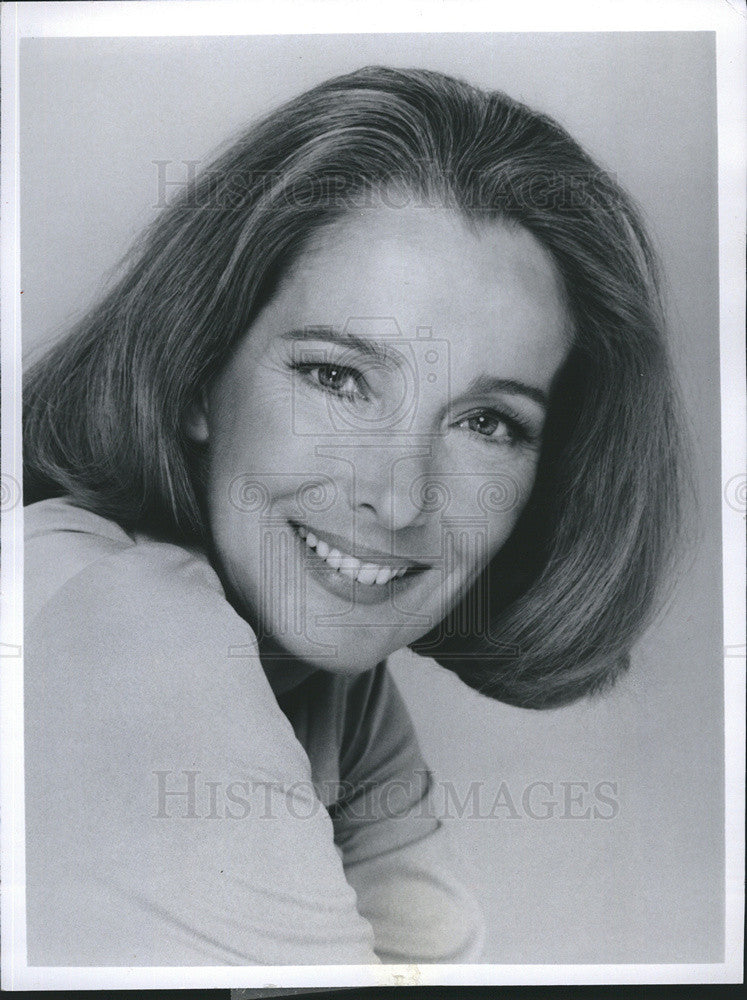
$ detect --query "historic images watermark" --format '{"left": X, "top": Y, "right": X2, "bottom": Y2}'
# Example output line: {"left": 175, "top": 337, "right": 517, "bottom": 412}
{"left": 153, "top": 159, "right": 621, "bottom": 215}
{"left": 152, "top": 769, "right": 620, "bottom": 822}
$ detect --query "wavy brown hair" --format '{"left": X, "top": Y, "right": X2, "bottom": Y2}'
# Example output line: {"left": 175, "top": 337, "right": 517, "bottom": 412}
{"left": 23, "top": 66, "right": 689, "bottom": 708}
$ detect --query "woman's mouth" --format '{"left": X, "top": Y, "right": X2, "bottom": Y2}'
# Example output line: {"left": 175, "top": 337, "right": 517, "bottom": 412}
{"left": 294, "top": 524, "right": 409, "bottom": 585}
{"left": 289, "top": 521, "right": 428, "bottom": 588}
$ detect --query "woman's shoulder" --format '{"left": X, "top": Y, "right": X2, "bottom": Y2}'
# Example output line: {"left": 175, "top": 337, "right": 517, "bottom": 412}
{"left": 22, "top": 501, "right": 379, "bottom": 965}
{"left": 24, "top": 497, "right": 308, "bottom": 777}
{"left": 23, "top": 497, "right": 287, "bottom": 747}
{"left": 24, "top": 497, "right": 225, "bottom": 626}
{"left": 25, "top": 495, "right": 134, "bottom": 544}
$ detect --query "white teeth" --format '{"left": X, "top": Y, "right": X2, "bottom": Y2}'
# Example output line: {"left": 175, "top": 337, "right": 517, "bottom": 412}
{"left": 295, "top": 525, "right": 412, "bottom": 584}
{"left": 356, "top": 565, "right": 379, "bottom": 586}
{"left": 326, "top": 548, "right": 342, "bottom": 569}
{"left": 339, "top": 553, "right": 362, "bottom": 572}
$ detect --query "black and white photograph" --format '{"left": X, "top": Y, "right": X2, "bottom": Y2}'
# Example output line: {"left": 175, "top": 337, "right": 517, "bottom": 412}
{"left": 1, "top": 0, "right": 744, "bottom": 991}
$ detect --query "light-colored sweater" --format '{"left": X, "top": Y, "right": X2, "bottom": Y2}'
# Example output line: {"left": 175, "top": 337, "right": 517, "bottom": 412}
{"left": 24, "top": 498, "right": 484, "bottom": 966}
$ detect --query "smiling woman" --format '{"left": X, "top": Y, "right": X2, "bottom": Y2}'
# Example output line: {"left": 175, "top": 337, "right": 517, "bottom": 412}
{"left": 22, "top": 66, "right": 686, "bottom": 966}
{"left": 185, "top": 207, "right": 569, "bottom": 691}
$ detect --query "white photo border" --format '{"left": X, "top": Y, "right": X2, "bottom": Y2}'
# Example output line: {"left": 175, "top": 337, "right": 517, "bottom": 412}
{"left": 1, "top": 0, "right": 744, "bottom": 989}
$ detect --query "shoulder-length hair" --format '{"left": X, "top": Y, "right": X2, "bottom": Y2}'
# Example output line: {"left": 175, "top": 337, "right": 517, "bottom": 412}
{"left": 23, "top": 66, "right": 689, "bottom": 708}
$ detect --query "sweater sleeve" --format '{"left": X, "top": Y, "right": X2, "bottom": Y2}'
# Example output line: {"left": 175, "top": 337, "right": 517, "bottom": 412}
{"left": 332, "top": 664, "right": 486, "bottom": 963}
{"left": 24, "top": 536, "right": 379, "bottom": 966}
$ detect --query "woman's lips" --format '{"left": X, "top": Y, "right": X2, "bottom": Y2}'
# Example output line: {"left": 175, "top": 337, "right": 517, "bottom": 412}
{"left": 289, "top": 520, "right": 430, "bottom": 588}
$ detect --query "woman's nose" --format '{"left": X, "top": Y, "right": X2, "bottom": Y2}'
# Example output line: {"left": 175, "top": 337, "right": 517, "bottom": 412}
{"left": 351, "top": 444, "right": 434, "bottom": 532}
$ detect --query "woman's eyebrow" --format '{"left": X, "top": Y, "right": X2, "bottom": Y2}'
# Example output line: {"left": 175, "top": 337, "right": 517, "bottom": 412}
{"left": 464, "top": 373, "right": 549, "bottom": 410}
{"left": 279, "top": 326, "right": 392, "bottom": 365}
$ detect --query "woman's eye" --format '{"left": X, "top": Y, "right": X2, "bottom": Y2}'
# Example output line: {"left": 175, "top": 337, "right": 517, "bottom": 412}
{"left": 316, "top": 365, "right": 356, "bottom": 394}
{"left": 299, "top": 362, "right": 369, "bottom": 401}
{"left": 456, "top": 411, "right": 520, "bottom": 444}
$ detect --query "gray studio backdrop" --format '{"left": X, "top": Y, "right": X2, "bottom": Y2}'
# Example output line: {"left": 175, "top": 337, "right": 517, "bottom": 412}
{"left": 20, "top": 32, "right": 722, "bottom": 963}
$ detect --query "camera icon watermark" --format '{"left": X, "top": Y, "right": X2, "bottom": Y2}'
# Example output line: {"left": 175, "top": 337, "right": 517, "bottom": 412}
{"left": 290, "top": 318, "right": 450, "bottom": 438}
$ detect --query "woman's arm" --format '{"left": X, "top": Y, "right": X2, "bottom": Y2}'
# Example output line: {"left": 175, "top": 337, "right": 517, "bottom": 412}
{"left": 332, "top": 664, "right": 486, "bottom": 963}
{"left": 24, "top": 530, "right": 380, "bottom": 966}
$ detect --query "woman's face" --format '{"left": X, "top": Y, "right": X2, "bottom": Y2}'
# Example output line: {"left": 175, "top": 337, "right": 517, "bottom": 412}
{"left": 188, "top": 206, "right": 570, "bottom": 688}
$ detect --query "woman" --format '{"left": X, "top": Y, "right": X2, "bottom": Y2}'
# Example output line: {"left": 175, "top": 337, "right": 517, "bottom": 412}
{"left": 22, "top": 66, "right": 685, "bottom": 966}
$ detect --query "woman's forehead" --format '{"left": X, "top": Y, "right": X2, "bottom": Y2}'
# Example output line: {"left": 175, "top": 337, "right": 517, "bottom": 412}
{"left": 277, "top": 206, "right": 565, "bottom": 333}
